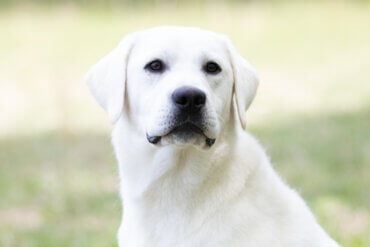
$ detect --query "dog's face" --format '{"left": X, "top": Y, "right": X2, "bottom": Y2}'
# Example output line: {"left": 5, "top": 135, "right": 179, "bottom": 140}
{"left": 127, "top": 28, "right": 233, "bottom": 148}
{"left": 86, "top": 27, "right": 258, "bottom": 149}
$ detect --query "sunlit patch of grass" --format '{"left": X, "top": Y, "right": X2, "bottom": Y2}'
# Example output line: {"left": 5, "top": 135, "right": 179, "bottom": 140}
{"left": 315, "top": 197, "right": 370, "bottom": 247}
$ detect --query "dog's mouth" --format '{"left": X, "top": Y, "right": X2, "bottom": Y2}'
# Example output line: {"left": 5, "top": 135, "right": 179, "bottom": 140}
{"left": 146, "top": 122, "right": 216, "bottom": 147}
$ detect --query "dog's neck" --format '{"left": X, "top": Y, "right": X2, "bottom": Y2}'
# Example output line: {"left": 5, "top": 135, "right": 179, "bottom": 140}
{"left": 111, "top": 113, "right": 256, "bottom": 238}
{"left": 113, "top": 117, "right": 237, "bottom": 198}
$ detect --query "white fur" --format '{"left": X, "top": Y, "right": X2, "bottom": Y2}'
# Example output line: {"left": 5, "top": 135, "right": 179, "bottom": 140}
{"left": 86, "top": 26, "right": 339, "bottom": 247}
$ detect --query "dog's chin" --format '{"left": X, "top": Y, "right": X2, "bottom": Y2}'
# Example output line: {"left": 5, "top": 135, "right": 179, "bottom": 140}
{"left": 146, "top": 123, "right": 216, "bottom": 149}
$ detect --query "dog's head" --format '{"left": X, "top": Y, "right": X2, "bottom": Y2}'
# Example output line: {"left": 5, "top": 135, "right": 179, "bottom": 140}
{"left": 86, "top": 26, "right": 258, "bottom": 149}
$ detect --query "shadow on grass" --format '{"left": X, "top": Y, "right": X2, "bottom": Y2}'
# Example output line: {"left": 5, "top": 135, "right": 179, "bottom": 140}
{"left": 0, "top": 132, "right": 120, "bottom": 247}
{"left": 251, "top": 108, "right": 370, "bottom": 247}
{"left": 0, "top": 108, "right": 369, "bottom": 246}
{"left": 251, "top": 108, "right": 370, "bottom": 208}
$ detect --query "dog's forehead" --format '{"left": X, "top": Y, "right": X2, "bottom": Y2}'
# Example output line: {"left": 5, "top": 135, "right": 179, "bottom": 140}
{"left": 132, "top": 27, "right": 228, "bottom": 59}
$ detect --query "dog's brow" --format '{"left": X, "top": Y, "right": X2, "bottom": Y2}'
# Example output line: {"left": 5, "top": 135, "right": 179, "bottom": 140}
{"left": 198, "top": 51, "right": 224, "bottom": 65}
{"left": 142, "top": 49, "right": 173, "bottom": 62}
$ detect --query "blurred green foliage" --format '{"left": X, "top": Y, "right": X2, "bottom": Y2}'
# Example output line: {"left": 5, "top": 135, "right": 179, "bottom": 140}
{"left": 1, "top": 0, "right": 370, "bottom": 8}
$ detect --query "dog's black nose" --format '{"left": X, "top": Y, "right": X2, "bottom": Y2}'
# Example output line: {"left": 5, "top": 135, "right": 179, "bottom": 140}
{"left": 172, "top": 86, "right": 206, "bottom": 113}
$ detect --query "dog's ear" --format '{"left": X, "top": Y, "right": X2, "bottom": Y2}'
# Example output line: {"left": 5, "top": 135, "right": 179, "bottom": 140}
{"left": 85, "top": 34, "right": 136, "bottom": 124}
{"left": 223, "top": 36, "right": 259, "bottom": 129}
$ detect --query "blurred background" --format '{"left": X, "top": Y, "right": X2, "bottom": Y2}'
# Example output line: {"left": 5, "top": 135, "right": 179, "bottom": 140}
{"left": 0, "top": 0, "right": 369, "bottom": 246}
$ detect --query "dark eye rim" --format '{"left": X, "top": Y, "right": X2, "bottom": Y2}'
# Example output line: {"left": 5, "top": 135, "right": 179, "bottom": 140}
{"left": 204, "top": 61, "right": 222, "bottom": 74}
{"left": 144, "top": 59, "right": 165, "bottom": 73}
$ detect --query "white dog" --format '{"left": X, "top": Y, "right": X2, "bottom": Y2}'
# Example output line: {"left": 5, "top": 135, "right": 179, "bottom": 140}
{"left": 86, "top": 26, "right": 339, "bottom": 247}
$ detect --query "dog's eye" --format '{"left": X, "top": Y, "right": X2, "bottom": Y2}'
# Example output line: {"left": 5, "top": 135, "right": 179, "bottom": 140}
{"left": 204, "top": 62, "right": 221, "bottom": 74}
{"left": 145, "top": 60, "right": 165, "bottom": 72}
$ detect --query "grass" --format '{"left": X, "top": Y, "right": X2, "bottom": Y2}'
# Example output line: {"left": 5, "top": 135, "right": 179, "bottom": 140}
{"left": 0, "top": 1, "right": 369, "bottom": 246}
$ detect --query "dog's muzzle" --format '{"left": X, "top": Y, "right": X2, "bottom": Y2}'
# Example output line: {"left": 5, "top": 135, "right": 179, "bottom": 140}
{"left": 146, "top": 86, "right": 216, "bottom": 147}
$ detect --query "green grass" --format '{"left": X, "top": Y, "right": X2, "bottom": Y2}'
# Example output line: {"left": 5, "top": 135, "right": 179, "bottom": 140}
{"left": 0, "top": 2, "right": 369, "bottom": 246}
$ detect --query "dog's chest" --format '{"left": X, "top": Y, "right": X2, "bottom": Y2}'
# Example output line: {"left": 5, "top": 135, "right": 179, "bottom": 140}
{"left": 117, "top": 199, "right": 284, "bottom": 247}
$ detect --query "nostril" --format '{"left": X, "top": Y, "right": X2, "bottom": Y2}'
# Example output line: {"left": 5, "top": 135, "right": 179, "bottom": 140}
{"left": 176, "top": 95, "right": 188, "bottom": 106}
{"left": 194, "top": 93, "right": 206, "bottom": 106}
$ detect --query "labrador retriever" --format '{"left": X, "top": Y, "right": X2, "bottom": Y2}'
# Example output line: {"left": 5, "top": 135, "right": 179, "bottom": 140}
{"left": 85, "top": 26, "right": 339, "bottom": 247}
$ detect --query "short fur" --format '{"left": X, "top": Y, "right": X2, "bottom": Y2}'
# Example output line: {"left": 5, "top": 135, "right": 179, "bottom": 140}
{"left": 86, "top": 26, "right": 339, "bottom": 247}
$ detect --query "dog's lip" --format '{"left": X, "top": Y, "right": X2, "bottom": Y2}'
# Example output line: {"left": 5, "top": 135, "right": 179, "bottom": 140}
{"left": 146, "top": 122, "right": 216, "bottom": 147}
{"left": 170, "top": 122, "right": 204, "bottom": 136}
